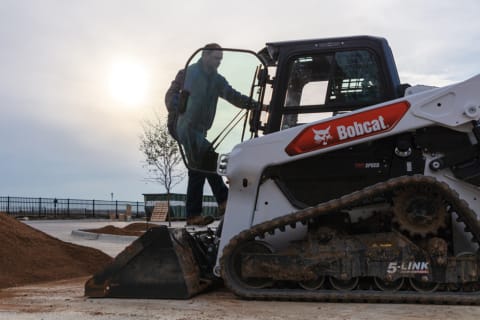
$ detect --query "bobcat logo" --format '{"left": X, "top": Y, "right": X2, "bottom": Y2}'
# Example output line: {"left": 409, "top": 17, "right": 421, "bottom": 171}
{"left": 313, "top": 126, "right": 332, "bottom": 146}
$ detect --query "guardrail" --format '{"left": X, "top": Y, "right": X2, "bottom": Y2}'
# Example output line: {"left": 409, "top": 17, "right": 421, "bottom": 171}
{"left": 0, "top": 196, "right": 145, "bottom": 219}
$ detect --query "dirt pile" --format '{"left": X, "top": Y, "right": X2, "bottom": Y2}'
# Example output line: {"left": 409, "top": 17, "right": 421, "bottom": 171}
{"left": 123, "top": 222, "right": 155, "bottom": 232}
{"left": 0, "top": 213, "right": 113, "bottom": 289}
{"left": 82, "top": 222, "right": 156, "bottom": 236}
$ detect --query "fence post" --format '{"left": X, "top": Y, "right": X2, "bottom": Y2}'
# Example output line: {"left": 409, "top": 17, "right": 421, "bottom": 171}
{"left": 93, "top": 199, "right": 95, "bottom": 218}
{"left": 53, "top": 198, "right": 57, "bottom": 218}
{"left": 67, "top": 199, "right": 70, "bottom": 217}
{"left": 38, "top": 197, "right": 41, "bottom": 217}
{"left": 115, "top": 200, "right": 118, "bottom": 219}
{"left": 7, "top": 196, "right": 10, "bottom": 214}
{"left": 136, "top": 201, "right": 139, "bottom": 218}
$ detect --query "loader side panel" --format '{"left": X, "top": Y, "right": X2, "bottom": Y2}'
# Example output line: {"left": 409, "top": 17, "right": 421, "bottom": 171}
{"left": 265, "top": 126, "right": 478, "bottom": 208}
{"left": 264, "top": 135, "right": 420, "bottom": 207}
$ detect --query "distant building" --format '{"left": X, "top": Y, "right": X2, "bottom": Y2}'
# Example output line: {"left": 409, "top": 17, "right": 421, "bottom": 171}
{"left": 142, "top": 193, "right": 219, "bottom": 221}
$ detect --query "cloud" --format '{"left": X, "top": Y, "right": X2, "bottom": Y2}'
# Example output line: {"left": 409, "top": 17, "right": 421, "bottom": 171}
{"left": 1, "top": 0, "right": 479, "bottom": 200}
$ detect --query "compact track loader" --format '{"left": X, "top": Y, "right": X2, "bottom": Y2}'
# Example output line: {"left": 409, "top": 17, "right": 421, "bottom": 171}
{"left": 85, "top": 36, "right": 480, "bottom": 304}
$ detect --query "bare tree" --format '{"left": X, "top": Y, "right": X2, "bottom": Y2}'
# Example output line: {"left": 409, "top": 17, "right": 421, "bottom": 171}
{"left": 139, "top": 117, "right": 185, "bottom": 222}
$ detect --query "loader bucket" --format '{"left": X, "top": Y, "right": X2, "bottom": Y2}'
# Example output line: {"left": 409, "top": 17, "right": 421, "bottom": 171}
{"left": 84, "top": 225, "right": 212, "bottom": 299}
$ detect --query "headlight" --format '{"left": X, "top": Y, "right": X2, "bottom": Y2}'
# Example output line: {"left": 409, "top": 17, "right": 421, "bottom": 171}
{"left": 218, "top": 153, "right": 229, "bottom": 175}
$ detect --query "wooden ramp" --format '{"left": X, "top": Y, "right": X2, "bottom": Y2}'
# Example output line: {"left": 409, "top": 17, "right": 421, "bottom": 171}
{"left": 150, "top": 201, "right": 169, "bottom": 222}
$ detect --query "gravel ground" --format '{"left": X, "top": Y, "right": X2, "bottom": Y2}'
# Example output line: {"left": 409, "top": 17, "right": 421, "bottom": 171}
{"left": 1, "top": 277, "right": 479, "bottom": 320}
{"left": 0, "top": 219, "right": 479, "bottom": 320}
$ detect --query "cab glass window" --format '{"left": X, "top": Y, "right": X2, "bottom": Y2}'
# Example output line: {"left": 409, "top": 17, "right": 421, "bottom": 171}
{"left": 281, "top": 50, "right": 384, "bottom": 129}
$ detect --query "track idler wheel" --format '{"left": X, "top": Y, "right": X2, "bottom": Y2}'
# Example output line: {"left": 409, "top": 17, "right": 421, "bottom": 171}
{"left": 299, "top": 275, "right": 325, "bottom": 290}
{"left": 409, "top": 278, "right": 440, "bottom": 293}
{"left": 329, "top": 276, "right": 359, "bottom": 291}
{"left": 374, "top": 277, "right": 404, "bottom": 291}
{"left": 229, "top": 241, "right": 274, "bottom": 289}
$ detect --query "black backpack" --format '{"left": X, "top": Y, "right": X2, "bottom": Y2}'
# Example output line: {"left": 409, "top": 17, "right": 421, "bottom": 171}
{"left": 164, "top": 69, "right": 186, "bottom": 139}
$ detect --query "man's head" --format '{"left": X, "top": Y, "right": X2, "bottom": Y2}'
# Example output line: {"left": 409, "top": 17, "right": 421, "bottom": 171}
{"left": 201, "top": 43, "right": 222, "bottom": 74}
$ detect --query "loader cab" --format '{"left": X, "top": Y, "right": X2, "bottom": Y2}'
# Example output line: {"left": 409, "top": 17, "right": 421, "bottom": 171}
{"left": 177, "top": 36, "right": 403, "bottom": 172}
{"left": 261, "top": 35, "right": 403, "bottom": 133}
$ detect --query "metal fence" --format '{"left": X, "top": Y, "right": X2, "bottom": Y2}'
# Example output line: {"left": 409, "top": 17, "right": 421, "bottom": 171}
{"left": 143, "top": 193, "right": 219, "bottom": 220}
{"left": 0, "top": 196, "right": 145, "bottom": 219}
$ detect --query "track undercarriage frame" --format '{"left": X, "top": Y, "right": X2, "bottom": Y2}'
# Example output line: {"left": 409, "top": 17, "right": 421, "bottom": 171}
{"left": 220, "top": 175, "right": 480, "bottom": 304}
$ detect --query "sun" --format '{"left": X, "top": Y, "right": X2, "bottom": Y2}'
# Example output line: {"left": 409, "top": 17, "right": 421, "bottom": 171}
{"left": 108, "top": 58, "right": 149, "bottom": 107}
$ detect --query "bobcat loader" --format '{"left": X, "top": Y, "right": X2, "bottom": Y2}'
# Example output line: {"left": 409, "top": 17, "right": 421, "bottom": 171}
{"left": 85, "top": 36, "right": 480, "bottom": 304}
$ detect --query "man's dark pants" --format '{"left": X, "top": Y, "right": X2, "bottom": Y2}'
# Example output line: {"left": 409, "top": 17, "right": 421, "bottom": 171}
{"left": 186, "top": 169, "right": 228, "bottom": 218}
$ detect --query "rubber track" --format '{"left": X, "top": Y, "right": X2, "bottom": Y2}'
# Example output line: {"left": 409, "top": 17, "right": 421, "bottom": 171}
{"left": 220, "top": 175, "right": 480, "bottom": 305}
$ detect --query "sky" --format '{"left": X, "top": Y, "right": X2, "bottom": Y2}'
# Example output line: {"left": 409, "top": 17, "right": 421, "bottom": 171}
{"left": 0, "top": 0, "right": 479, "bottom": 201}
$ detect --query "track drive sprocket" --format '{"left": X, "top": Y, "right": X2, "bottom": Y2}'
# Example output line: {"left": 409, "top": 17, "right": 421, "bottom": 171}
{"left": 392, "top": 185, "right": 448, "bottom": 237}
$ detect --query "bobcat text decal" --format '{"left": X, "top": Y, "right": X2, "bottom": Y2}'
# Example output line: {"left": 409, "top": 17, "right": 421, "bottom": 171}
{"left": 285, "top": 101, "right": 410, "bottom": 156}
{"left": 337, "top": 115, "right": 387, "bottom": 140}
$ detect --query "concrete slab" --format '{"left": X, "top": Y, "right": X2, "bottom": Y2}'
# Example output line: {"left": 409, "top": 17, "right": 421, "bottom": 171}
{"left": 23, "top": 219, "right": 158, "bottom": 256}
{"left": 22, "top": 219, "right": 217, "bottom": 257}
